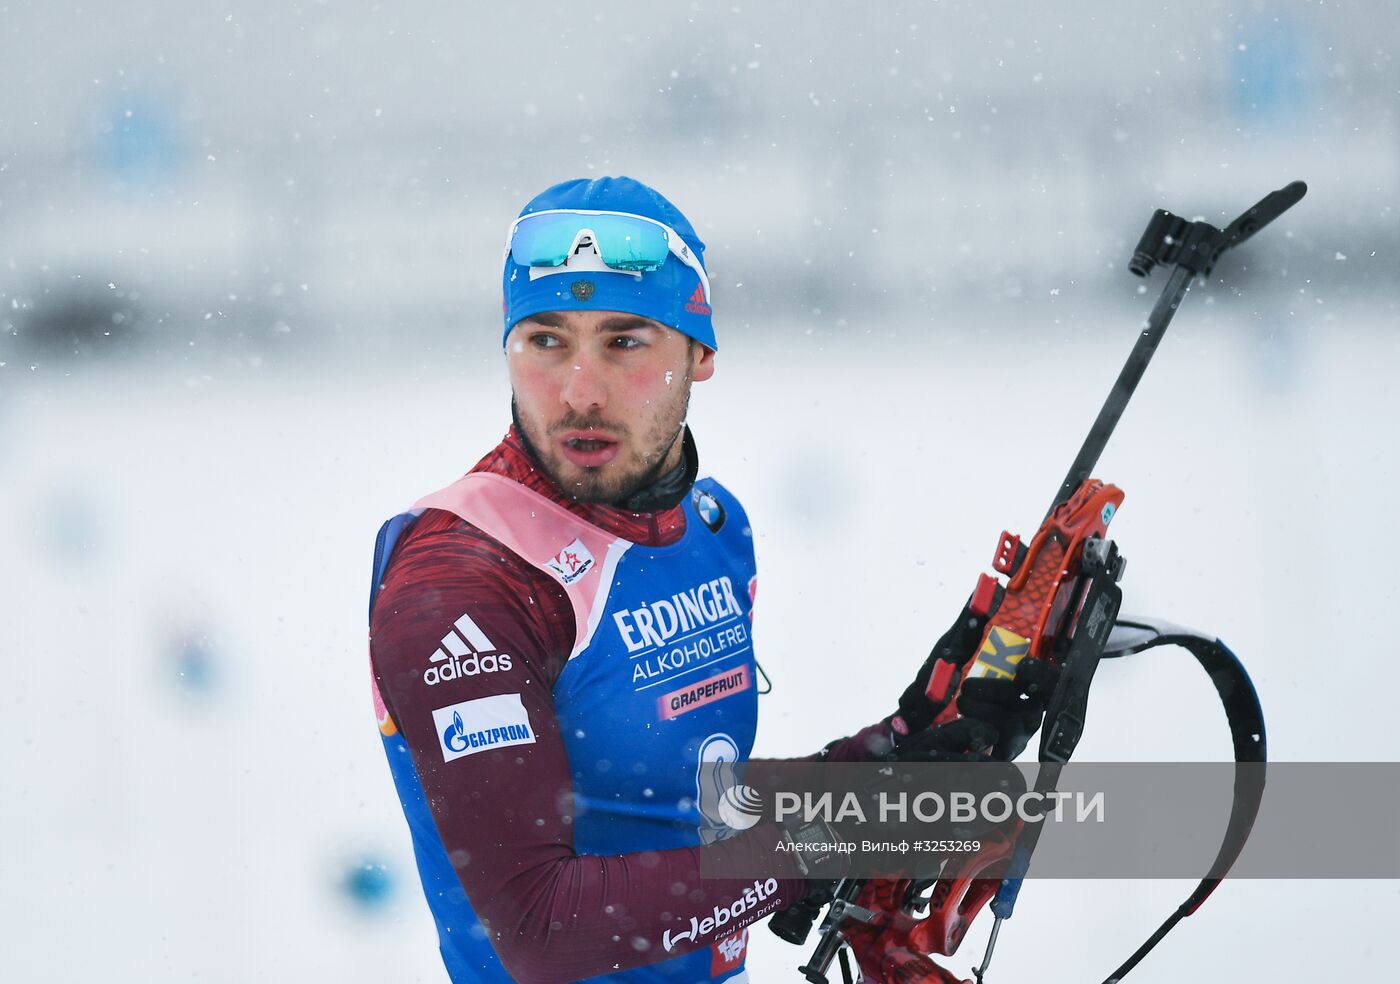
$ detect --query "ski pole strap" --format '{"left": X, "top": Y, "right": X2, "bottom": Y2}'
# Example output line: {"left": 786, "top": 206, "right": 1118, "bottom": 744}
{"left": 1096, "top": 617, "right": 1268, "bottom": 984}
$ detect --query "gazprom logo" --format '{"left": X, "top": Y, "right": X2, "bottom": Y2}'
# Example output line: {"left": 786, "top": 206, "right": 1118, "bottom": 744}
{"left": 442, "top": 711, "right": 531, "bottom": 754}
{"left": 443, "top": 711, "right": 470, "bottom": 752}
{"left": 431, "top": 693, "right": 536, "bottom": 763}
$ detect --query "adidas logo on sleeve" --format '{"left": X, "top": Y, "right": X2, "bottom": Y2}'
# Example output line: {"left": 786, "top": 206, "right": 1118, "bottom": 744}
{"left": 424, "top": 612, "right": 515, "bottom": 685}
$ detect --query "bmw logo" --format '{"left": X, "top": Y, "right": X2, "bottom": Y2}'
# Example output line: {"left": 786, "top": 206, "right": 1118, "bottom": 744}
{"left": 693, "top": 489, "right": 725, "bottom": 532}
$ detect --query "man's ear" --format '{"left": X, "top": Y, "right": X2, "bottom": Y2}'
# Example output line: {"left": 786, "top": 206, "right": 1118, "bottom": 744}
{"left": 691, "top": 342, "right": 716, "bottom": 382}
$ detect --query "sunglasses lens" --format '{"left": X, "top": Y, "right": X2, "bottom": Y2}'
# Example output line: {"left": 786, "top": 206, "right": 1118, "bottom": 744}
{"left": 509, "top": 214, "right": 577, "bottom": 268}
{"left": 510, "top": 213, "right": 671, "bottom": 271}
{"left": 588, "top": 214, "right": 669, "bottom": 271}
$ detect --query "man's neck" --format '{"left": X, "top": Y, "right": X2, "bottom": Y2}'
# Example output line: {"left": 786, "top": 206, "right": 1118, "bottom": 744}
{"left": 615, "top": 428, "right": 698, "bottom": 512}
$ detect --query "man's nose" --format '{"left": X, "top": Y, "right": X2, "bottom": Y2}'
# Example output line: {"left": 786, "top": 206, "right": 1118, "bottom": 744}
{"left": 559, "top": 349, "right": 607, "bottom": 413}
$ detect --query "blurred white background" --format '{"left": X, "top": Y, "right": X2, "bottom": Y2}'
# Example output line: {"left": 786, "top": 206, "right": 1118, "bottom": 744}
{"left": 2, "top": 2, "right": 1396, "bottom": 982}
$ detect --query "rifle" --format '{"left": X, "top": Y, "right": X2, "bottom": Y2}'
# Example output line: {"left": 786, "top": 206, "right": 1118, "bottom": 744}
{"left": 769, "top": 182, "right": 1304, "bottom": 983}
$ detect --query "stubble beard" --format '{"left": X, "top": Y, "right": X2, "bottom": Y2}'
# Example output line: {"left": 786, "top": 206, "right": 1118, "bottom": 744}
{"left": 512, "top": 368, "right": 694, "bottom": 507}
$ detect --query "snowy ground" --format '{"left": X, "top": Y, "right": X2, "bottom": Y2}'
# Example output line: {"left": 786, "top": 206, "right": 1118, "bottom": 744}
{"left": 3, "top": 298, "right": 1397, "bottom": 982}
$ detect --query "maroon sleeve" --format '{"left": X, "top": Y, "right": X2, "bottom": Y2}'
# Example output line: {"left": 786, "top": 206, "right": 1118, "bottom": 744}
{"left": 813, "top": 717, "right": 901, "bottom": 762}
{"left": 751, "top": 717, "right": 900, "bottom": 767}
{"left": 370, "top": 510, "right": 805, "bottom": 983}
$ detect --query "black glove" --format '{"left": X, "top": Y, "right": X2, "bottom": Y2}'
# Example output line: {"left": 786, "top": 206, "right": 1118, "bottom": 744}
{"left": 880, "top": 717, "right": 1027, "bottom": 840}
{"left": 895, "top": 602, "right": 992, "bottom": 735}
{"left": 767, "top": 880, "right": 836, "bottom": 946}
{"left": 886, "top": 717, "right": 998, "bottom": 764}
{"left": 956, "top": 657, "right": 1060, "bottom": 760}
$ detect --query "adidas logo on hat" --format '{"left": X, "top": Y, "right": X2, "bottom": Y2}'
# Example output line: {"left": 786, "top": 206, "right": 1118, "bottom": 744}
{"left": 684, "top": 282, "right": 711, "bottom": 317}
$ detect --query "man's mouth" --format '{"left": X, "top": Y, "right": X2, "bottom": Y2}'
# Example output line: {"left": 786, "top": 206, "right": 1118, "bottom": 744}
{"left": 559, "top": 433, "right": 620, "bottom": 468}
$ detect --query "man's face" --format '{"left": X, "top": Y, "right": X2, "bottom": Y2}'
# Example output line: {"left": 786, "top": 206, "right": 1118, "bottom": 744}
{"left": 506, "top": 309, "right": 715, "bottom": 505}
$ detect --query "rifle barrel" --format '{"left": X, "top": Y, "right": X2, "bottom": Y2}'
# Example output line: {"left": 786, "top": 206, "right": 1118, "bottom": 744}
{"left": 1048, "top": 264, "right": 1193, "bottom": 518}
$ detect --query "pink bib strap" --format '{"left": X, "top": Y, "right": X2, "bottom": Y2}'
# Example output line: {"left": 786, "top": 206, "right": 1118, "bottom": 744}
{"left": 414, "top": 473, "right": 629, "bottom": 660}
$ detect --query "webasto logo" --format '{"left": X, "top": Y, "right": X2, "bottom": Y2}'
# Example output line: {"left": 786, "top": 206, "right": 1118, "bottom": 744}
{"left": 662, "top": 879, "right": 779, "bottom": 952}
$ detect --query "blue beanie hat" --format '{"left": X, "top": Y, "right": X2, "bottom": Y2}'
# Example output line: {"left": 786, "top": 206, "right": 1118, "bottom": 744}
{"left": 502, "top": 176, "right": 716, "bottom": 351}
